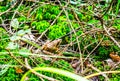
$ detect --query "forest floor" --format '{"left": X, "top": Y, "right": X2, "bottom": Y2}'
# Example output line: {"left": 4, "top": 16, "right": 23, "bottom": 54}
{"left": 0, "top": 0, "right": 120, "bottom": 81}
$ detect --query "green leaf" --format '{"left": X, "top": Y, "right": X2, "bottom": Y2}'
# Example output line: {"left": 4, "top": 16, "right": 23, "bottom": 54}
{"left": 0, "top": 27, "right": 6, "bottom": 32}
{"left": 70, "top": 1, "right": 77, "bottom": 5}
{"left": 10, "top": 35, "right": 20, "bottom": 41}
{"left": 6, "top": 42, "right": 19, "bottom": 50}
{"left": 24, "top": 29, "right": 31, "bottom": 34}
{"left": 24, "top": 25, "right": 29, "bottom": 29}
{"left": 88, "top": 19, "right": 98, "bottom": 24}
{"left": 35, "top": 13, "right": 43, "bottom": 20}
{"left": 0, "top": 64, "right": 10, "bottom": 76}
{"left": 19, "top": 48, "right": 30, "bottom": 57}
{"left": 10, "top": 18, "right": 19, "bottom": 29}
{"left": 17, "top": 30, "right": 25, "bottom": 36}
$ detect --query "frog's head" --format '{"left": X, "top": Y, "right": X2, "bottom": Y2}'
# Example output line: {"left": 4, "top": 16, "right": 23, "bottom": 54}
{"left": 55, "top": 39, "right": 62, "bottom": 47}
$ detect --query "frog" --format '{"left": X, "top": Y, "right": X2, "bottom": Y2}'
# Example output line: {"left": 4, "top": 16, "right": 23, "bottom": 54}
{"left": 41, "top": 39, "right": 62, "bottom": 54}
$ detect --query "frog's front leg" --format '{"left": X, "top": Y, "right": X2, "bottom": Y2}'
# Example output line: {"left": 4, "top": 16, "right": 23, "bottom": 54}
{"left": 55, "top": 48, "right": 61, "bottom": 54}
{"left": 42, "top": 50, "right": 54, "bottom": 55}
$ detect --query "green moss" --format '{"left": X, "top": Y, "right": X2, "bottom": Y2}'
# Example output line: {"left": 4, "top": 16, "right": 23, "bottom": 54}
{"left": 0, "top": 68, "right": 23, "bottom": 81}
{"left": 0, "top": 28, "right": 9, "bottom": 51}
{"left": 35, "top": 5, "right": 60, "bottom": 21}
{"left": 18, "top": 16, "right": 27, "bottom": 22}
{"left": 31, "top": 20, "right": 50, "bottom": 33}
{"left": 57, "top": 16, "right": 67, "bottom": 22}
{"left": 23, "top": 59, "right": 75, "bottom": 81}
{"left": 113, "top": 19, "right": 120, "bottom": 30}
{"left": 94, "top": 46, "right": 110, "bottom": 60}
{"left": 0, "top": 6, "right": 7, "bottom": 12}
{"left": 1, "top": 1, "right": 120, "bottom": 81}
{"left": 69, "top": 14, "right": 74, "bottom": 20}
{"left": 53, "top": 60, "right": 74, "bottom": 72}
{"left": 32, "top": 4, "right": 78, "bottom": 40}
{"left": 35, "top": 12, "right": 43, "bottom": 20}
{"left": 50, "top": 6, "right": 60, "bottom": 15}
{"left": 48, "top": 23, "right": 70, "bottom": 40}
{"left": 110, "top": 73, "right": 120, "bottom": 81}
{"left": 32, "top": 4, "right": 70, "bottom": 39}
{"left": 27, "top": 71, "right": 75, "bottom": 81}
{"left": 18, "top": 5, "right": 26, "bottom": 12}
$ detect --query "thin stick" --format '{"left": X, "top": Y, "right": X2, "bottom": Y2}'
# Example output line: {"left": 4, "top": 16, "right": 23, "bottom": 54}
{"left": 100, "top": 18, "right": 120, "bottom": 48}
{"left": 85, "top": 70, "right": 120, "bottom": 79}
{"left": 84, "top": 36, "right": 104, "bottom": 62}
{"left": 0, "top": 1, "right": 17, "bottom": 16}
{"left": 57, "top": 0, "right": 83, "bottom": 72}
{"left": 87, "top": 64, "right": 110, "bottom": 81}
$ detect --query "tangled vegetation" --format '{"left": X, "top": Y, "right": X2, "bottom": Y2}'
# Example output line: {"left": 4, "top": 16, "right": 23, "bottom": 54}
{"left": 0, "top": 0, "right": 120, "bottom": 81}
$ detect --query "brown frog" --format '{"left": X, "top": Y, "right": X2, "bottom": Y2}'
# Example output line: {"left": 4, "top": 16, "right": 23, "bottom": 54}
{"left": 41, "top": 39, "right": 62, "bottom": 54}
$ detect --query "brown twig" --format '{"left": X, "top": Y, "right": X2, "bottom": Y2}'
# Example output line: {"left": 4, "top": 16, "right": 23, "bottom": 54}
{"left": 99, "top": 17, "right": 120, "bottom": 48}
{"left": 84, "top": 36, "right": 104, "bottom": 62}
{"left": 57, "top": 0, "right": 83, "bottom": 72}
{"left": 101, "top": 0, "right": 115, "bottom": 18}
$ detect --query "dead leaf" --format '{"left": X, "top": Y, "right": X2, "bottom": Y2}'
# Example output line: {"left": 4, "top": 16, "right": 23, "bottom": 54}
{"left": 109, "top": 52, "right": 120, "bottom": 62}
{"left": 22, "top": 34, "right": 35, "bottom": 41}
{"left": 105, "top": 59, "right": 115, "bottom": 67}
{"left": 101, "top": 40, "right": 111, "bottom": 46}
{"left": 15, "top": 67, "right": 24, "bottom": 74}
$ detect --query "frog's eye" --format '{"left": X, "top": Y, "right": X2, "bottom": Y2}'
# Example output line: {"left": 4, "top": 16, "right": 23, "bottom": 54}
{"left": 56, "top": 42, "right": 61, "bottom": 47}
{"left": 56, "top": 43, "right": 59, "bottom": 46}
